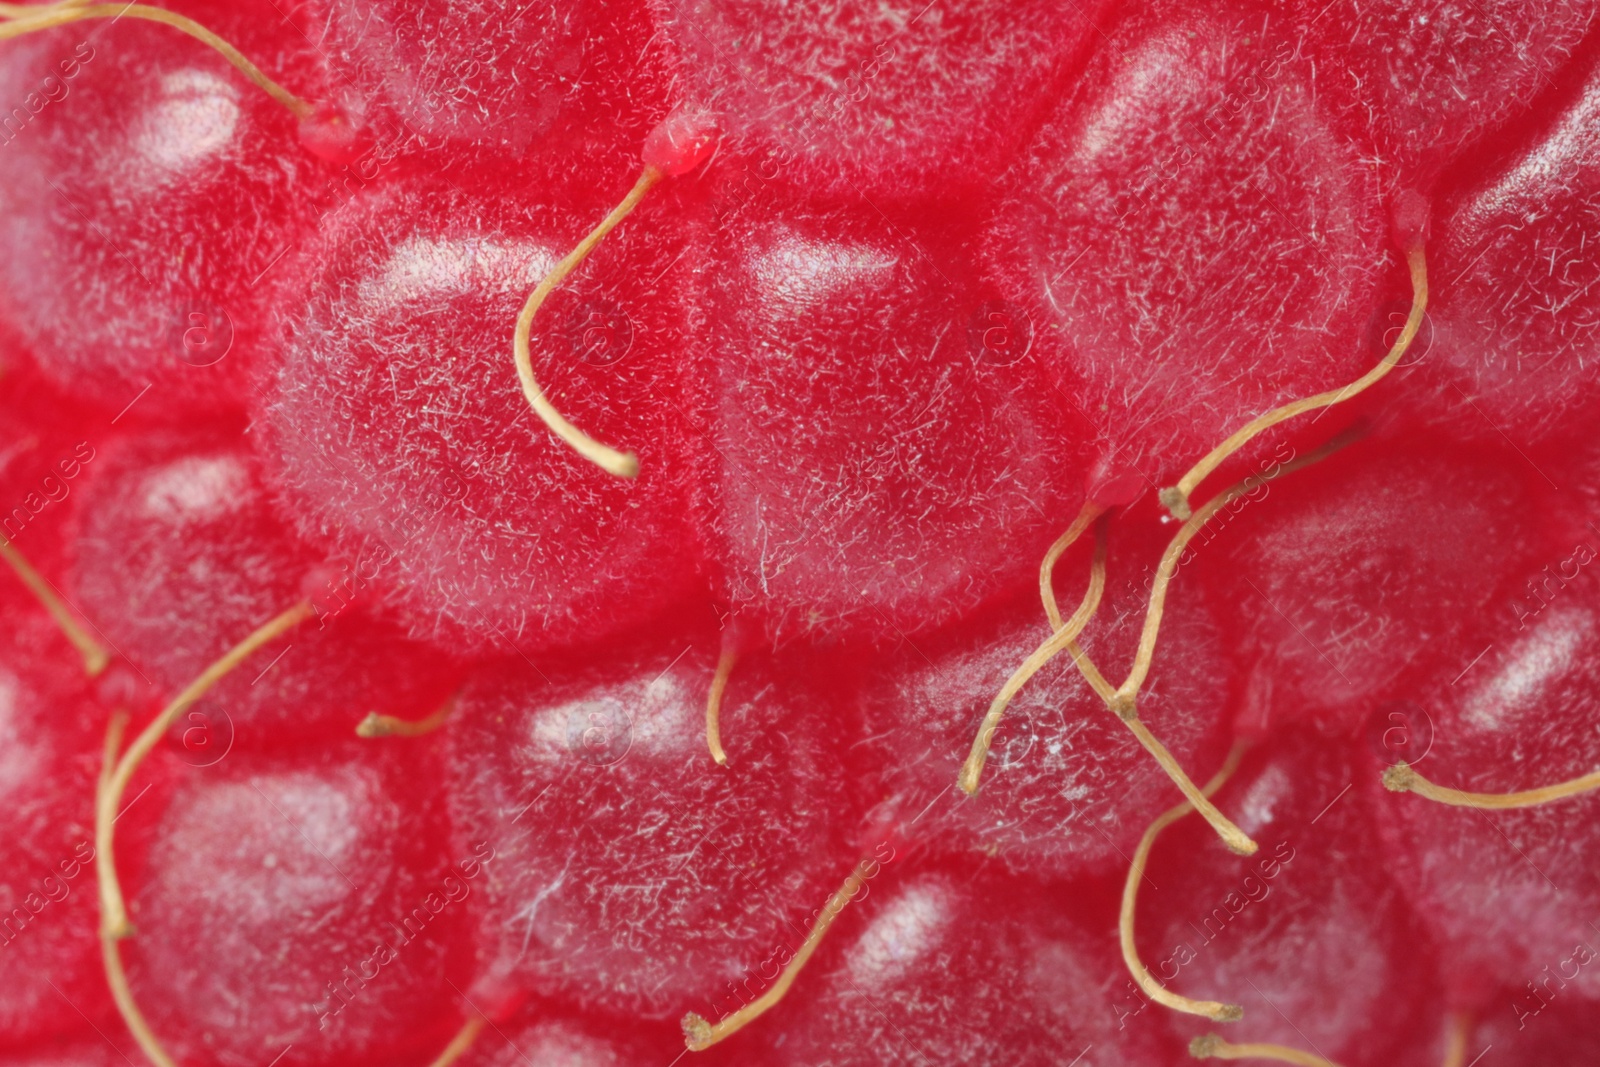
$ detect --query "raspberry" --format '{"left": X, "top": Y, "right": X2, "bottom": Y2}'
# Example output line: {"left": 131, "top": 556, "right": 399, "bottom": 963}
{"left": 3, "top": 1, "right": 1600, "bottom": 1064}
{"left": 258, "top": 171, "right": 703, "bottom": 653}
{"left": 447, "top": 625, "right": 861, "bottom": 1018}
{"left": 699, "top": 197, "right": 1090, "bottom": 644}
{"left": 122, "top": 740, "right": 467, "bottom": 1067}
{"left": 0, "top": 1, "right": 326, "bottom": 420}
{"left": 69, "top": 427, "right": 460, "bottom": 747}
{"left": 983, "top": 3, "right": 1390, "bottom": 493}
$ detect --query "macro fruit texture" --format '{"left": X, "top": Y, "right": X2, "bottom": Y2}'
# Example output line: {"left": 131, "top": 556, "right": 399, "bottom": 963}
{"left": 1, "top": 0, "right": 1600, "bottom": 1065}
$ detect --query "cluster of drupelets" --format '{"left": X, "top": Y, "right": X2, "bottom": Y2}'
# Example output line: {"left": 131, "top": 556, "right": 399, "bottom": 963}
{"left": 2, "top": 4, "right": 1598, "bottom": 1067}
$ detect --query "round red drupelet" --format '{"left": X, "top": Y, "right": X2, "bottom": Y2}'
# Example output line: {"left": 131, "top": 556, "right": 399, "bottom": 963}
{"left": 695, "top": 193, "right": 1092, "bottom": 647}
{"left": 1143, "top": 729, "right": 1448, "bottom": 1067}
{"left": 446, "top": 618, "right": 864, "bottom": 1020}
{"left": 121, "top": 738, "right": 472, "bottom": 1067}
{"left": 983, "top": 1, "right": 1390, "bottom": 495}
{"left": 0, "top": 0, "right": 331, "bottom": 421}
{"left": 1188, "top": 432, "right": 1551, "bottom": 738}
{"left": 648, "top": 0, "right": 1116, "bottom": 199}
{"left": 0, "top": 582, "right": 123, "bottom": 1049}
{"left": 857, "top": 519, "right": 1235, "bottom": 880}
{"left": 67, "top": 427, "right": 461, "bottom": 749}
{"left": 257, "top": 170, "right": 706, "bottom": 657}
{"left": 765, "top": 861, "right": 1183, "bottom": 1066}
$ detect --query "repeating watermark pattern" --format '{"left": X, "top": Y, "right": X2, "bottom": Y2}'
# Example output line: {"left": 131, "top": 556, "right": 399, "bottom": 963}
{"left": 175, "top": 707, "right": 234, "bottom": 769}
{"left": 565, "top": 700, "right": 632, "bottom": 766}
{"left": 1365, "top": 699, "right": 1435, "bottom": 767}
{"left": 1, "top": 440, "right": 96, "bottom": 542}
{"left": 313, "top": 842, "right": 496, "bottom": 1030}
{"left": 1511, "top": 538, "right": 1597, "bottom": 631}
{"left": 0, "top": 841, "right": 95, "bottom": 950}
{"left": 0, "top": 41, "right": 95, "bottom": 148}
{"left": 1511, "top": 941, "right": 1596, "bottom": 1030}
{"left": 967, "top": 300, "right": 1033, "bottom": 367}
{"left": 167, "top": 302, "right": 234, "bottom": 368}
{"left": 558, "top": 297, "right": 634, "bottom": 367}
{"left": 1113, "top": 840, "right": 1297, "bottom": 1030}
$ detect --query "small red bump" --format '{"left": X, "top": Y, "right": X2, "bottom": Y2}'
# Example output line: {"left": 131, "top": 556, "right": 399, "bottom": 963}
{"left": 641, "top": 106, "right": 720, "bottom": 177}
{"left": 1390, "top": 189, "right": 1432, "bottom": 250}
{"left": 1085, "top": 458, "right": 1143, "bottom": 508}
{"left": 95, "top": 660, "right": 161, "bottom": 716}
{"left": 467, "top": 973, "right": 529, "bottom": 1025}
{"left": 298, "top": 102, "right": 370, "bottom": 168}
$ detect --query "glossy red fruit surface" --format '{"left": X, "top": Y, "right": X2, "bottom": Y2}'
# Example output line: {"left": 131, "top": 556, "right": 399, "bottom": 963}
{"left": 651, "top": 0, "right": 1113, "bottom": 198}
{"left": 767, "top": 865, "right": 1180, "bottom": 1066}
{"left": 1287, "top": 0, "right": 1597, "bottom": 191}
{"left": 1143, "top": 731, "right": 1445, "bottom": 1067}
{"left": 303, "top": 0, "right": 668, "bottom": 172}
{"left": 259, "top": 173, "right": 703, "bottom": 655}
{"left": 698, "top": 198, "right": 1090, "bottom": 644}
{"left": 1422, "top": 53, "right": 1600, "bottom": 444}
{"left": 3, "top": 0, "right": 1600, "bottom": 1062}
{"left": 1192, "top": 436, "right": 1548, "bottom": 736}
{"left": 984, "top": 3, "right": 1389, "bottom": 496}
{"left": 1372, "top": 568, "right": 1600, "bottom": 1011}
{"left": 123, "top": 740, "right": 468, "bottom": 1067}
{"left": 0, "top": 2, "right": 326, "bottom": 420}
{"left": 861, "top": 531, "right": 1232, "bottom": 878}
{"left": 0, "top": 585, "right": 112, "bottom": 1047}
{"left": 449, "top": 628, "right": 861, "bottom": 1018}
{"left": 69, "top": 427, "right": 460, "bottom": 748}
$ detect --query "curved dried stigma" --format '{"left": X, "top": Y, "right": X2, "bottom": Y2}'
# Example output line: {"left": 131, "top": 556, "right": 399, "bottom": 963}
{"left": 1189, "top": 1034, "right": 1344, "bottom": 1066}
{"left": 0, "top": 535, "right": 110, "bottom": 675}
{"left": 681, "top": 857, "right": 875, "bottom": 1050}
{"left": 705, "top": 647, "right": 738, "bottom": 766}
{"left": 1384, "top": 760, "right": 1600, "bottom": 809}
{"left": 358, "top": 694, "right": 458, "bottom": 739}
{"left": 1160, "top": 243, "right": 1428, "bottom": 521}
{"left": 512, "top": 168, "right": 660, "bottom": 479}
{"left": 1121, "top": 743, "right": 1250, "bottom": 1021}
{"left": 0, "top": 3, "right": 312, "bottom": 118}
{"left": 959, "top": 512, "right": 1108, "bottom": 795}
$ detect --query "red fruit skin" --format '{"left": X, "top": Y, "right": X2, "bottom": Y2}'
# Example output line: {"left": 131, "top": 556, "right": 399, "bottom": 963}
{"left": 0, "top": 586, "right": 118, "bottom": 1048}
{"left": 1415, "top": 54, "right": 1600, "bottom": 446}
{"left": 125, "top": 739, "right": 470, "bottom": 1067}
{"left": 984, "top": 2, "right": 1389, "bottom": 490}
{"left": 454, "top": 1011, "right": 719, "bottom": 1067}
{"left": 697, "top": 197, "right": 1092, "bottom": 646}
{"left": 0, "top": 2, "right": 327, "bottom": 420}
{"left": 258, "top": 173, "right": 704, "bottom": 655}
{"left": 1144, "top": 731, "right": 1446, "bottom": 1067}
{"left": 0, "top": 1035, "right": 130, "bottom": 1067}
{"left": 1190, "top": 436, "right": 1550, "bottom": 737}
{"left": 1371, "top": 571, "right": 1600, "bottom": 1012}
{"left": 448, "top": 628, "right": 862, "bottom": 1019}
{"left": 0, "top": 370, "right": 104, "bottom": 578}
{"left": 858, "top": 530, "right": 1234, "bottom": 879}
{"left": 301, "top": 0, "right": 670, "bottom": 178}
{"left": 764, "top": 864, "right": 1180, "bottom": 1066}
{"left": 1287, "top": 0, "right": 1597, "bottom": 193}
{"left": 1460, "top": 994, "right": 1600, "bottom": 1065}
{"left": 68, "top": 428, "right": 460, "bottom": 748}
{"left": 649, "top": 0, "right": 1114, "bottom": 199}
